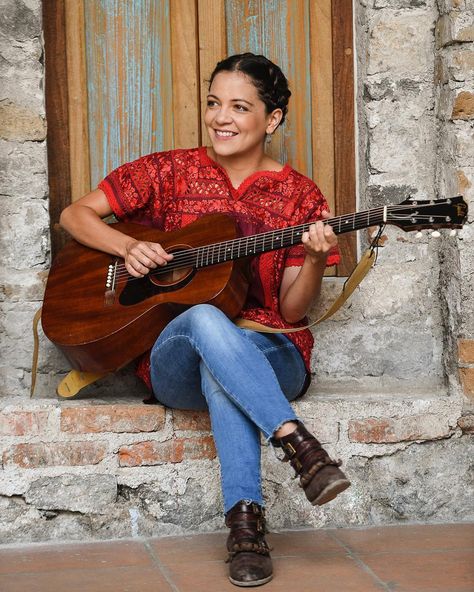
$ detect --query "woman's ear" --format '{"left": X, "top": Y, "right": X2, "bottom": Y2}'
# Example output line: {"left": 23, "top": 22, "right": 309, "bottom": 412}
{"left": 266, "top": 108, "right": 283, "bottom": 135}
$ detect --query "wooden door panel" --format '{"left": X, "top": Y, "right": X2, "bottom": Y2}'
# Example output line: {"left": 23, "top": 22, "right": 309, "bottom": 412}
{"left": 84, "top": 0, "right": 174, "bottom": 188}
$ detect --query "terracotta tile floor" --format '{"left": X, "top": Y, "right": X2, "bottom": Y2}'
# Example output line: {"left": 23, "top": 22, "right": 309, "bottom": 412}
{"left": 0, "top": 523, "right": 473, "bottom": 592}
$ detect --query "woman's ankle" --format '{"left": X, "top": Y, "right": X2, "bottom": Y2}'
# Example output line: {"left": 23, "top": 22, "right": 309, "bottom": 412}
{"left": 273, "top": 421, "right": 299, "bottom": 439}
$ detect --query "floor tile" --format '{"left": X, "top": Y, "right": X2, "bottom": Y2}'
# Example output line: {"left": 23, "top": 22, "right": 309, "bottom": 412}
{"left": 361, "top": 548, "right": 474, "bottom": 592}
{"left": 0, "top": 540, "right": 152, "bottom": 575}
{"left": 149, "top": 531, "right": 227, "bottom": 564}
{"left": 0, "top": 566, "right": 173, "bottom": 592}
{"left": 268, "top": 529, "right": 347, "bottom": 557}
{"left": 333, "top": 522, "right": 474, "bottom": 555}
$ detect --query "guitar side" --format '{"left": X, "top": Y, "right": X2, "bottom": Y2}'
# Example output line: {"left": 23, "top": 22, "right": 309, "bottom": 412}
{"left": 41, "top": 215, "right": 250, "bottom": 373}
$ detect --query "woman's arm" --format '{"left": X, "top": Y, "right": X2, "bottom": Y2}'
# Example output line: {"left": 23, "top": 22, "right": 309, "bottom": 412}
{"left": 279, "top": 211, "right": 337, "bottom": 323}
{"left": 59, "top": 189, "right": 172, "bottom": 277}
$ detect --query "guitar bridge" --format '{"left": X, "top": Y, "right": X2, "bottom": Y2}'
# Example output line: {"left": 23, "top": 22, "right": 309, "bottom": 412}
{"left": 104, "top": 259, "right": 118, "bottom": 306}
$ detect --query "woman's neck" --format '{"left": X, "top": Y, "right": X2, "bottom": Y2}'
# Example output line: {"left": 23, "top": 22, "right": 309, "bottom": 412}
{"left": 207, "top": 147, "right": 281, "bottom": 188}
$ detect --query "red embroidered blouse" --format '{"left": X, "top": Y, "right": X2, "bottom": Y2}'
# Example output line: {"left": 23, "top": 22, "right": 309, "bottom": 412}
{"left": 99, "top": 147, "right": 340, "bottom": 389}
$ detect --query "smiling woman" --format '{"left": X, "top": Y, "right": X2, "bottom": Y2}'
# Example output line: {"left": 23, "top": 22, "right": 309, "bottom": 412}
{"left": 57, "top": 52, "right": 351, "bottom": 587}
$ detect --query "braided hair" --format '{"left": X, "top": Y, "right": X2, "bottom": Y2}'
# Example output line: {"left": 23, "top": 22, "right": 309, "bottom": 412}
{"left": 209, "top": 53, "right": 291, "bottom": 127}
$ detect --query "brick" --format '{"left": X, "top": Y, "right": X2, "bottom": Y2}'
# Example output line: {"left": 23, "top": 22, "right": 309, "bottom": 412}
{"left": 457, "top": 414, "right": 474, "bottom": 433}
{"left": 119, "top": 440, "right": 184, "bottom": 467}
{"left": 118, "top": 436, "right": 216, "bottom": 467}
{"left": 0, "top": 410, "right": 49, "bottom": 436}
{"left": 172, "top": 410, "right": 211, "bottom": 431}
{"left": 452, "top": 91, "right": 474, "bottom": 120}
{"left": 60, "top": 404, "right": 165, "bottom": 434}
{"left": 348, "top": 415, "right": 450, "bottom": 443}
{"left": 459, "top": 367, "right": 474, "bottom": 399}
{"left": 3, "top": 442, "right": 108, "bottom": 468}
{"left": 458, "top": 339, "right": 474, "bottom": 363}
{"left": 182, "top": 435, "right": 216, "bottom": 460}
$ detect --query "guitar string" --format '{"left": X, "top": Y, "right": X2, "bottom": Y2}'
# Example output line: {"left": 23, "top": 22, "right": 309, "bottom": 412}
{"left": 110, "top": 212, "right": 456, "bottom": 285}
{"left": 110, "top": 208, "right": 386, "bottom": 283}
{"left": 109, "top": 210, "right": 455, "bottom": 285}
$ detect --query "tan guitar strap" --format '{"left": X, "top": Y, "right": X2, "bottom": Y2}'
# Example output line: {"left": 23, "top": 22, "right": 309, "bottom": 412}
{"left": 30, "top": 308, "right": 107, "bottom": 398}
{"left": 235, "top": 248, "right": 376, "bottom": 334}
{"left": 31, "top": 248, "right": 375, "bottom": 398}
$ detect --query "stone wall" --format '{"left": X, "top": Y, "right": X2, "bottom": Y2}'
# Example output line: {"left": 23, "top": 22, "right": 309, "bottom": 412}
{"left": 0, "top": 0, "right": 472, "bottom": 543}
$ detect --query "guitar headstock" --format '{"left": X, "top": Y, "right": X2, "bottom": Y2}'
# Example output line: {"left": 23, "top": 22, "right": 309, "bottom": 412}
{"left": 386, "top": 196, "right": 468, "bottom": 233}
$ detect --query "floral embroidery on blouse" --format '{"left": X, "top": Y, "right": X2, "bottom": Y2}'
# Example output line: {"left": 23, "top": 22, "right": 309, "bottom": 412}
{"left": 99, "top": 147, "right": 340, "bottom": 389}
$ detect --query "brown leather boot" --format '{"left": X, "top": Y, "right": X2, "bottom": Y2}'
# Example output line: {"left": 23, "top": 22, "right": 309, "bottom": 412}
{"left": 274, "top": 423, "right": 351, "bottom": 506}
{"left": 225, "top": 501, "right": 273, "bottom": 587}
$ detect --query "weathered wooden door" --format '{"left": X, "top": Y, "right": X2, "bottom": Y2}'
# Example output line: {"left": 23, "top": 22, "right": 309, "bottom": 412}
{"left": 44, "top": 0, "right": 355, "bottom": 272}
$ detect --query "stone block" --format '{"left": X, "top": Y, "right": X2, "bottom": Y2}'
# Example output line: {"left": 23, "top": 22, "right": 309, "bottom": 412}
{"left": 118, "top": 436, "right": 216, "bottom": 467}
{"left": 457, "top": 414, "right": 474, "bottom": 433}
{"left": 436, "top": 11, "right": 474, "bottom": 47}
{"left": 352, "top": 436, "right": 474, "bottom": 523}
{"left": 0, "top": 202, "right": 49, "bottom": 268}
{"left": 0, "top": 269, "right": 48, "bottom": 303}
{"left": 348, "top": 414, "right": 451, "bottom": 443}
{"left": 0, "top": 102, "right": 46, "bottom": 142}
{"left": 0, "top": 409, "right": 49, "bottom": 436}
{"left": 452, "top": 91, "right": 474, "bottom": 119}
{"left": 25, "top": 474, "right": 118, "bottom": 513}
{"left": 60, "top": 404, "right": 166, "bottom": 434}
{"left": 445, "top": 49, "right": 474, "bottom": 83}
{"left": 373, "top": 0, "right": 429, "bottom": 7}
{"left": 368, "top": 12, "right": 435, "bottom": 78}
{"left": 0, "top": 140, "right": 47, "bottom": 199}
{"left": 3, "top": 441, "right": 108, "bottom": 468}
{"left": 0, "top": 0, "right": 42, "bottom": 41}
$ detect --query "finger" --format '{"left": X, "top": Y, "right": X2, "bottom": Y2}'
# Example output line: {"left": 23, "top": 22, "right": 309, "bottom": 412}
{"left": 147, "top": 242, "right": 174, "bottom": 264}
{"left": 321, "top": 209, "right": 333, "bottom": 219}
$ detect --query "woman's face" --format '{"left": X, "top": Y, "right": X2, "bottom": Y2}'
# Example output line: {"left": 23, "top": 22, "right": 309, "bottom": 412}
{"left": 205, "top": 71, "right": 281, "bottom": 160}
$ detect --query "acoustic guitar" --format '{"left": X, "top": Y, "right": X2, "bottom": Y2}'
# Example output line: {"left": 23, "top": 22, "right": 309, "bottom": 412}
{"left": 41, "top": 196, "right": 468, "bottom": 373}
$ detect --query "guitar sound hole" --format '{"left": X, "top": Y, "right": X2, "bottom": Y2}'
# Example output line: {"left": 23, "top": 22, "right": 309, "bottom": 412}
{"left": 118, "top": 245, "right": 196, "bottom": 306}
{"left": 149, "top": 244, "right": 193, "bottom": 287}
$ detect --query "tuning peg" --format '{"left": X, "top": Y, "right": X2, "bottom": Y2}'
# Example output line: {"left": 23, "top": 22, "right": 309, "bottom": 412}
{"left": 415, "top": 231, "right": 423, "bottom": 238}
{"left": 431, "top": 230, "right": 441, "bottom": 238}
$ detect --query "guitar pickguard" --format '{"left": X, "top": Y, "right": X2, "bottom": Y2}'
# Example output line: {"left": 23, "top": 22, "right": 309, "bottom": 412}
{"left": 119, "top": 267, "right": 196, "bottom": 306}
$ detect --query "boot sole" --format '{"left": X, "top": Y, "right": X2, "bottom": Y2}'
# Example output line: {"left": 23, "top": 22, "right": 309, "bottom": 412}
{"left": 313, "top": 479, "right": 351, "bottom": 506}
{"left": 229, "top": 574, "right": 273, "bottom": 587}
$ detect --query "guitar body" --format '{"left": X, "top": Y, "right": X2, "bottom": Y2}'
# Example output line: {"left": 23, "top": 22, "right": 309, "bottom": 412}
{"left": 42, "top": 214, "right": 250, "bottom": 373}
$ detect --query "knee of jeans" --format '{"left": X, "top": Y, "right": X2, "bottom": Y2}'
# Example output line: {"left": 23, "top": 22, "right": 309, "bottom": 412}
{"left": 182, "top": 304, "right": 229, "bottom": 334}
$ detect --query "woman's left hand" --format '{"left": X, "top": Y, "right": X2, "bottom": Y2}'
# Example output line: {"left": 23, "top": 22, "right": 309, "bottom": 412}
{"left": 301, "top": 210, "right": 337, "bottom": 264}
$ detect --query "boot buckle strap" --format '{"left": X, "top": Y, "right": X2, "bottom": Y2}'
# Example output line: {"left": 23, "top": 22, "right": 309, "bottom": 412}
{"left": 282, "top": 442, "right": 297, "bottom": 458}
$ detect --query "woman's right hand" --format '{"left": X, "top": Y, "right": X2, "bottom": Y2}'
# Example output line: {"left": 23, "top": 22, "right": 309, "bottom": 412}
{"left": 124, "top": 239, "right": 174, "bottom": 277}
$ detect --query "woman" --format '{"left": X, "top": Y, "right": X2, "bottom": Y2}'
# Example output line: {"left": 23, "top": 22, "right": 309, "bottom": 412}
{"left": 60, "top": 53, "right": 350, "bottom": 587}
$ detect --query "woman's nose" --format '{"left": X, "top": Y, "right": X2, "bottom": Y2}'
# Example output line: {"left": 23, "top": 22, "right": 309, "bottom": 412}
{"left": 214, "top": 106, "right": 232, "bottom": 124}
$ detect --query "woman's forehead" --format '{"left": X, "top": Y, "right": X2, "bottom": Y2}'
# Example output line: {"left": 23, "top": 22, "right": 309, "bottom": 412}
{"left": 208, "top": 71, "right": 259, "bottom": 99}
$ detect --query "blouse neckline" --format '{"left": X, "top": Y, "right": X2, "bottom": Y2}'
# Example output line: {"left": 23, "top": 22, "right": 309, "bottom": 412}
{"left": 198, "top": 146, "right": 292, "bottom": 198}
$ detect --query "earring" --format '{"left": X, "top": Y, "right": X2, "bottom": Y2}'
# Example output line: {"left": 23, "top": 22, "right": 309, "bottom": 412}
{"left": 265, "top": 132, "right": 273, "bottom": 144}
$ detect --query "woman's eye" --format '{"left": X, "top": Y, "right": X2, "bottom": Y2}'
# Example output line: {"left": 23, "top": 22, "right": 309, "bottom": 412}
{"left": 207, "top": 100, "right": 218, "bottom": 107}
{"left": 234, "top": 104, "right": 248, "bottom": 112}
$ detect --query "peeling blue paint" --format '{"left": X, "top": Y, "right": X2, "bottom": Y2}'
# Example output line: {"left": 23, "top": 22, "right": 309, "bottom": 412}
{"left": 85, "top": 0, "right": 173, "bottom": 187}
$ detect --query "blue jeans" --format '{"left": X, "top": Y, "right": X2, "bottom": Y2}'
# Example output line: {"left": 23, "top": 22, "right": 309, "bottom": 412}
{"left": 150, "top": 304, "right": 308, "bottom": 513}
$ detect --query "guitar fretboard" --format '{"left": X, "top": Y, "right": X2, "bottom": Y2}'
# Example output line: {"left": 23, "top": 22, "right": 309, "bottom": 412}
{"left": 174, "top": 207, "right": 386, "bottom": 270}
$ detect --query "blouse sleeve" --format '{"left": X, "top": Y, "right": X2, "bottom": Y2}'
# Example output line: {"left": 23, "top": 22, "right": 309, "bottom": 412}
{"left": 98, "top": 152, "right": 170, "bottom": 227}
{"left": 285, "top": 182, "right": 341, "bottom": 268}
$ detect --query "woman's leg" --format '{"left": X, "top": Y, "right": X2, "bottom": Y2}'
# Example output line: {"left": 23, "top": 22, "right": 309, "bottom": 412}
{"left": 150, "top": 304, "right": 303, "bottom": 438}
{"left": 150, "top": 304, "right": 307, "bottom": 512}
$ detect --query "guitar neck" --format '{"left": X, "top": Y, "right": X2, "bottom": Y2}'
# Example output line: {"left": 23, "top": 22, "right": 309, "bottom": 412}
{"left": 171, "top": 207, "right": 386, "bottom": 271}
